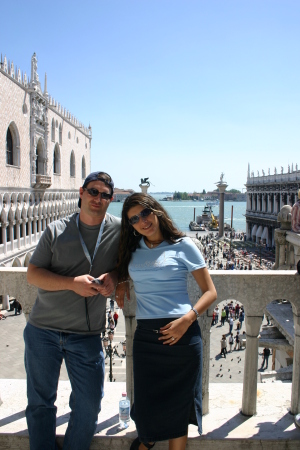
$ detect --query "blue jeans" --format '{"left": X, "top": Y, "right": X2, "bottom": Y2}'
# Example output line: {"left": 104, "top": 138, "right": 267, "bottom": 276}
{"left": 24, "top": 323, "right": 105, "bottom": 450}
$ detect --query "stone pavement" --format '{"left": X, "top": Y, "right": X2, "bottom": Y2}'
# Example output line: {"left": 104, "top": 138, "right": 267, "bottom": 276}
{"left": 209, "top": 300, "right": 266, "bottom": 384}
{"left": 0, "top": 299, "right": 273, "bottom": 384}
{"left": 0, "top": 299, "right": 126, "bottom": 382}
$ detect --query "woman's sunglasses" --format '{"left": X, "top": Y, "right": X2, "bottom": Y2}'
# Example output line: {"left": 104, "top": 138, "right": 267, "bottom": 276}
{"left": 83, "top": 188, "right": 112, "bottom": 200}
{"left": 128, "top": 208, "right": 152, "bottom": 225}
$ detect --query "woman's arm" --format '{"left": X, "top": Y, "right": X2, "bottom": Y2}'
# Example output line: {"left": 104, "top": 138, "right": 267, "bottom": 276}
{"left": 159, "top": 267, "right": 217, "bottom": 345}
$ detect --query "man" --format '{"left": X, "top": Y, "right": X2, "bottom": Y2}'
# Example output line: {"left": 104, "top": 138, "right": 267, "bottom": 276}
{"left": 24, "top": 171, "right": 121, "bottom": 450}
{"left": 261, "top": 347, "right": 271, "bottom": 370}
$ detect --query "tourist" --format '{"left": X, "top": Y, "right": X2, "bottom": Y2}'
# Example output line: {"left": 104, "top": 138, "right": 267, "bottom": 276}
{"left": 24, "top": 171, "right": 120, "bottom": 450}
{"left": 261, "top": 347, "right": 271, "bottom": 370}
{"left": 221, "top": 308, "right": 226, "bottom": 326}
{"left": 113, "top": 310, "right": 119, "bottom": 327}
{"left": 228, "top": 333, "right": 234, "bottom": 352}
{"left": 229, "top": 316, "right": 234, "bottom": 334}
{"left": 220, "top": 335, "right": 227, "bottom": 358}
{"left": 115, "top": 193, "right": 217, "bottom": 450}
{"left": 234, "top": 331, "right": 240, "bottom": 350}
{"left": 239, "top": 309, "right": 245, "bottom": 329}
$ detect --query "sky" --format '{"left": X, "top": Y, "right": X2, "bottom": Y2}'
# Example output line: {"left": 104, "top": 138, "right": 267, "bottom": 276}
{"left": 1, "top": 0, "right": 300, "bottom": 193}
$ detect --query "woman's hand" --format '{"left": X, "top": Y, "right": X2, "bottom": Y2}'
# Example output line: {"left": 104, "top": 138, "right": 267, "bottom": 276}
{"left": 158, "top": 316, "right": 193, "bottom": 346}
{"left": 115, "top": 281, "right": 130, "bottom": 309}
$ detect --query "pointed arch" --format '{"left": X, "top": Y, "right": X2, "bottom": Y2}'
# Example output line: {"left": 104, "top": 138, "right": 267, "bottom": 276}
{"left": 36, "top": 138, "right": 45, "bottom": 175}
{"left": 53, "top": 143, "right": 61, "bottom": 174}
{"left": 6, "top": 122, "right": 20, "bottom": 166}
{"left": 81, "top": 156, "right": 86, "bottom": 179}
{"left": 70, "top": 151, "right": 75, "bottom": 177}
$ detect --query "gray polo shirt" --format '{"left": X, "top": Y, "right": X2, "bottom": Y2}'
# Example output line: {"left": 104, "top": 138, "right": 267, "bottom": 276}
{"left": 28, "top": 212, "right": 121, "bottom": 334}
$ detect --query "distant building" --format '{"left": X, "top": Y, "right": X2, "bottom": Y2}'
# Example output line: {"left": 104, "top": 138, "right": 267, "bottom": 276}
{"left": 112, "top": 188, "right": 135, "bottom": 202}
{"left": 245, "top": 164, "right": 300, "bottom": 247}
{"left": 0, "top": 52, "right": 91, "bottom": 269}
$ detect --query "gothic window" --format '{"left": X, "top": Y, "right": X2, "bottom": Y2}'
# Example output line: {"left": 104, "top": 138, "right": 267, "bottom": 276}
{"left": 70, "top": 151, "right": 75, "bottom": 177}
{"left": 68, "top": 131, "right": 71, "bottom": 139}
{"left": 6, "top": 128, "right": 13, "bottom": 165}
{"left": 36, "top": 139, "right": 45, "bottom": 175}
{"left": 6, "top": 123, "right": 20, "bottom": 166}
{"left": 59, "top": 124, "right": 62, "bottom": 145}
{"left": 76, "top": 137, "right": 79, "bottom": 144}
{"left": 51, "top": 119, "right": 55, "bottom": 142}
{"left": 53, "top": 144, "right": 61, "bottom": 174}
{"left": 82, "top": 156, "right": 86, "bottom": 179}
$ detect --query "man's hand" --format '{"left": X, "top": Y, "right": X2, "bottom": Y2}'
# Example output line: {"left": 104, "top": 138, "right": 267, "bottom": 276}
{"left": 72, "top": 275, "right": 100, "bottom": 297}
{"left": 92, "top": 272, "right": 117, "bottom": 298}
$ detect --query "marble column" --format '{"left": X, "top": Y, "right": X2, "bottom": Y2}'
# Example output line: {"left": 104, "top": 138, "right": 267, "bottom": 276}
{"left": 291, "top": 312, "right": 300, "bottom": 414}
{"left": 274, "top": 230, "right": 286, "bottom": 269}
{"left": 9, "top": 224, "right": 14, "bottom": 251}
{"left": 242, "top": 315, "right": 263, "bottom": 415}
{"left": 2, "top": 222, "right": 8, "bottom": 254}
{"left": 216, "top": 181, "right": 228, "bottom": 238}
{"left": 16, "top": 220, "right": 21, "bottom": 249}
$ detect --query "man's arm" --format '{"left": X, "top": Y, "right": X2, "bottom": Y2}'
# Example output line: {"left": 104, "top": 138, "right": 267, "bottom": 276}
{"left": 27, "top": 263, "right": 100, "bottom": 297}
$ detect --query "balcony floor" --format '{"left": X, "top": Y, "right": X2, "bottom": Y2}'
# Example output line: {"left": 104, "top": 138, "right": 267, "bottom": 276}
{"left": 0, "top": 379, "right": 299, "bottom": 449}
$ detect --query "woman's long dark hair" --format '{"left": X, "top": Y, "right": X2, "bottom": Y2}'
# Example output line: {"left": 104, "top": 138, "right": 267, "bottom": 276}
{"left": 117, "top": 193, "right": 185, "bottom": 280}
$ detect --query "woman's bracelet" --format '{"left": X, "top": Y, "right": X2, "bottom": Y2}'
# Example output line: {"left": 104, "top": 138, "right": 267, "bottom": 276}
{"left": 191, "top": 307, "right": 200, "bottom": 319}
{"left": 116, "top": 279, "right": 130, "bottom": 286}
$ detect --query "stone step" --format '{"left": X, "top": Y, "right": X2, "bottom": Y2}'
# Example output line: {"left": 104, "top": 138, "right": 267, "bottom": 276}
{"left": 1, "top": 380, "right": 299, "bottom": 449}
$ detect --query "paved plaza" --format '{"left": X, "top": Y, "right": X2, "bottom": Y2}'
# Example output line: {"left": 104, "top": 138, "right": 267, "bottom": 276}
{"left": 1, "top": 299, "right": 268, "bottom": 384}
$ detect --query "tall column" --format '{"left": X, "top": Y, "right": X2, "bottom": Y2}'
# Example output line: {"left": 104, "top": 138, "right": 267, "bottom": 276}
{"left": 242, "top": 315, "right": 263, "bottom": 415}
{"left": 291, "top": 312, "right": 300, "bottom": 414}
{"left": 216, "top": 180, "right": 228, "bottom": 238}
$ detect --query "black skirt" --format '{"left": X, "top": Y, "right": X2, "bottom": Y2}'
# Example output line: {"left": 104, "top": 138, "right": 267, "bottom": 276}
{"left": 131, "top": 318, "right": 203, "bottom": 442}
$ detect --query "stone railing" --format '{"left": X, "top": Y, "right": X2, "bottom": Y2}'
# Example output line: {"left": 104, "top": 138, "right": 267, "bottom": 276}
{"left": 1, "top": 268, "right": 300, "bottom": 418}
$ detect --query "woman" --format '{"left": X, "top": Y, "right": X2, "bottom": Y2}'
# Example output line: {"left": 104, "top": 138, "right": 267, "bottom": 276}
{"left": 115, "top": 193, "right": 217, "bottom": 450}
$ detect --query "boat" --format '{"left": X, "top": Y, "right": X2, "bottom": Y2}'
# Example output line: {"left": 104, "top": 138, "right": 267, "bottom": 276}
{"left": 189, "top": 221, "right": 203, "bottom": 231}
{"left": 206, "top": 199, "right": 219, "bottom": 207}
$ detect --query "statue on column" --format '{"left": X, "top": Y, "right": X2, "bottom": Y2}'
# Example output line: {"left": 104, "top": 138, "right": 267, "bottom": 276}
{"left": 291, "top": 190, "right": 300, "bottom": 233}
{"left": 139, "top": 177, "right": 151, "bottom": 194}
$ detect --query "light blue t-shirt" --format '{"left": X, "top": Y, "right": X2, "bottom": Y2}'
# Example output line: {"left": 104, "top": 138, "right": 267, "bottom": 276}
{"left": 128, "top": 237, "right": 206, "bottom": 319}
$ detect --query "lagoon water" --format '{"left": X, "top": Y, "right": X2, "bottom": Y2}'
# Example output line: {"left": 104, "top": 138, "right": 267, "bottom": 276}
{"left": 107, "top": 194, "right": 247, "bottom": 233}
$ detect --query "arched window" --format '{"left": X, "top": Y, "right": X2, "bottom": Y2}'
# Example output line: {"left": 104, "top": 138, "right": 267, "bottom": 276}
{"left": 82, "top": 156, "right": 86, "bottom": 179}
{"left": 51, "top": 119, "right": 55, "bottom": 142}
{"left": 70, "top": 151, "right": 75, "bottom": 177}
{"left": 59, "top": 124, "right": 62, "bottom": 145}
{"left": 6, "top": 123, "right": 20, "bottom": 166}
{"left": 68, "top": 131, "right": 71, "bottom": 139}
{"left": 6, "top": 128, "right": 13, "bottom": 165}
{"left": 53, "top": 144, "right": 61, "bottom": 174}
{"left": 36, "top": 139, "right": 45, "bottom": 175}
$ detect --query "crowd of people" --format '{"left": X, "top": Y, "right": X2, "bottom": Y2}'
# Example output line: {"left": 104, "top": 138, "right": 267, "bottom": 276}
{"left": 196, "top": 232, "right": 275, "bottom": 271}
{"left": 211, "top": 301, "right": 247, "bottom": 358}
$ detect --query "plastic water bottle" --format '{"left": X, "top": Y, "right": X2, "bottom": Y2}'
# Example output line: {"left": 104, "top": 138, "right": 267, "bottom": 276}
{"left": 119, "top": 392, "right": 130, "bottom": 429}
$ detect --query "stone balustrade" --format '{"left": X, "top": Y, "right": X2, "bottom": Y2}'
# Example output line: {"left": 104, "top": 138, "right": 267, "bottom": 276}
{"left": 1, "top": 268, "right": 300, "bottom": 418}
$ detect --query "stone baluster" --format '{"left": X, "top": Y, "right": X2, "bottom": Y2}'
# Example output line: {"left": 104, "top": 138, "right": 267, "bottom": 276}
{"left": 32, "top": 218, "right": 37, "bottom": 243}
{"left": 16, "top": 220, "right": 21, "bottom": 249}
{"left": 2, "top": 222, "right": 8, "bottom": 254}
{"left": 242, "top": 315, "right": 263, "bottom": 415}
{"left": 9, "top": 223, "right": 14, "bottom": 251}
{"left": 28, "top": 219, "right": 32, "bottom": 245}
{"left": 22, "top": 221, "right": 26, "bottom": 243}
{"left": 291, "top": 312, "right": 300, "bottom": 414}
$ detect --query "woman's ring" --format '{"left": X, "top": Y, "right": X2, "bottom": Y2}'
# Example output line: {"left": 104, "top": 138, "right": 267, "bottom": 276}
{"left": 172, "top": 337, "right": 175, "bottom": 341}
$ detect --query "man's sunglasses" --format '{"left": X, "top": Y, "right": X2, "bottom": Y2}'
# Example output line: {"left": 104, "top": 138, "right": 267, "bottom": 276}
{"left": 83, "top": 188, "right": 112, "bottom": 200}
{"left": 128, "top": 208, "right": 152, "bottom": 225}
